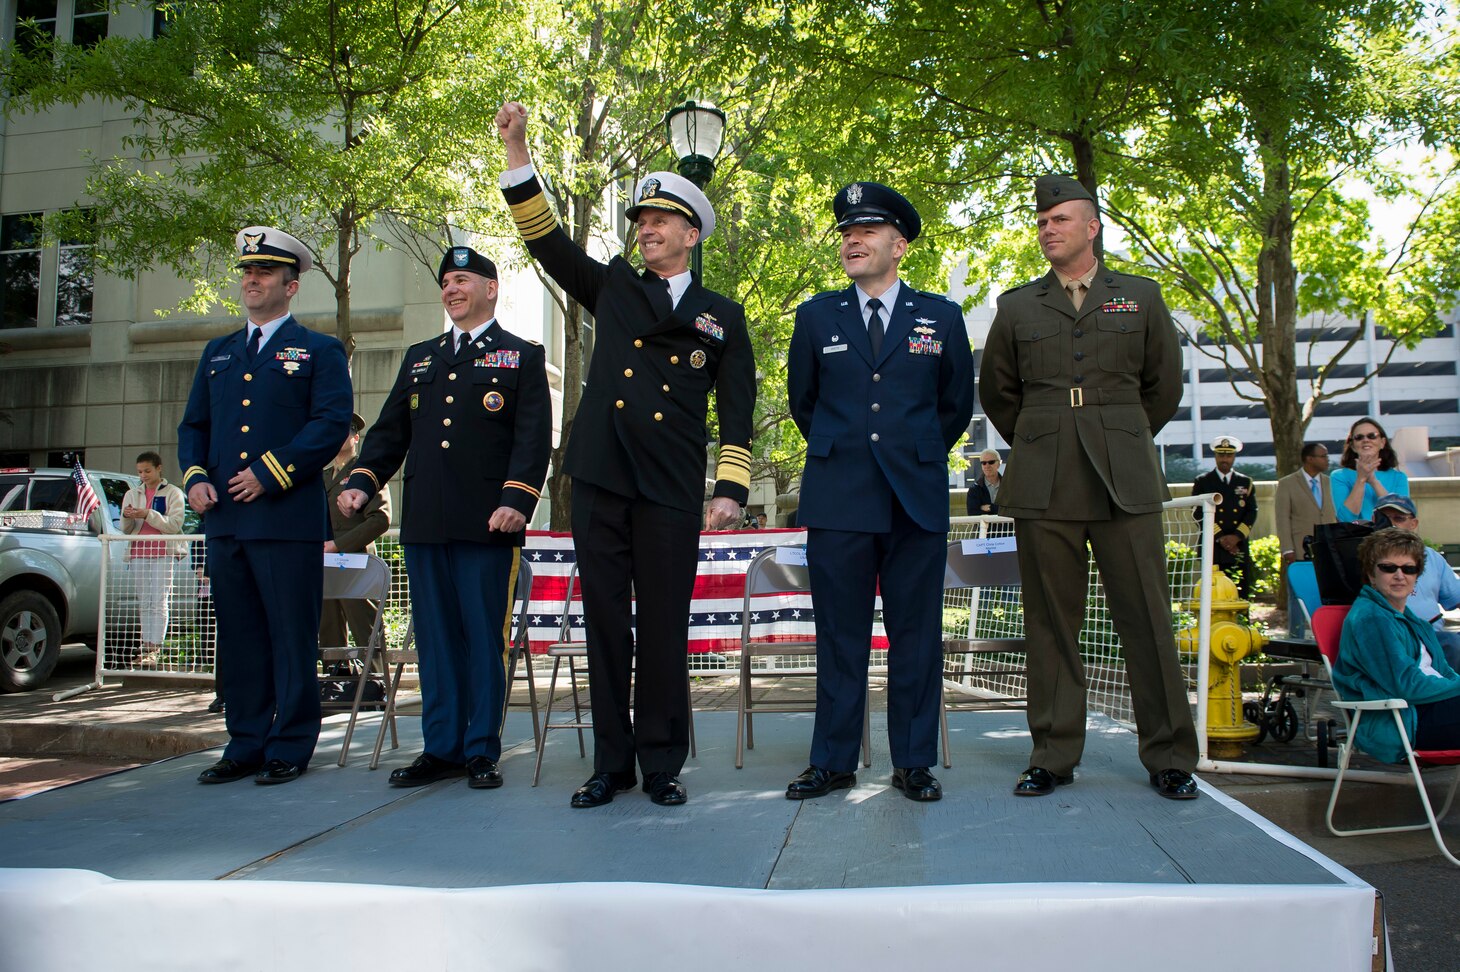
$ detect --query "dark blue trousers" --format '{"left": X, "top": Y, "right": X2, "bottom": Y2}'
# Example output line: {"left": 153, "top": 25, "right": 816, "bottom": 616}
{"left": 806, "top": 498, "right": 946, "bottom": 772}
{"left": 207, "top": 537, "right": 323, "bottom": 767}
{"left": 404, "top": 542, "right": 518, "bottom": 763}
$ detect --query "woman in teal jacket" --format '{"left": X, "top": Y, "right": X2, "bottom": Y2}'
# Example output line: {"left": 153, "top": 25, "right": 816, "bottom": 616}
{"left": 1333, "top": 528, "right": 1460, "bottom": 762}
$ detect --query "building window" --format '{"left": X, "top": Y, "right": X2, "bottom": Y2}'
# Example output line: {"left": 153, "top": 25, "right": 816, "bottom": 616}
{"left": 10, "top": 0, "right": 107, "bottom": 50}
{"left": 70, "top": 0, "right": 107, "bottom": 46}
{"left": 0, "top": 210, "right": 94, "bottom": 330}
{"left": 56, "top": 220, "right": 94, "bottom": 327}
{"left": 0, "top": 213, "right": 42, "bottom": 329}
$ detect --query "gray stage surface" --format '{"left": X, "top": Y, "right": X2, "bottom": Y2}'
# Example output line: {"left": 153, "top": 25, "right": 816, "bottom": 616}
{"left": 0, "top": 709, "right": 1347, "bottom": 890}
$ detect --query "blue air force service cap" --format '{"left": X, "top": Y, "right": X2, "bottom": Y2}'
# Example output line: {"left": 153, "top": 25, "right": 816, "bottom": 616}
{"left": 833, "top": 182, "right": 921, "bottom": 242}
{"left": 625, "top": 172, "right": 716, "bottom": 240}
{"left": 437, "top": 246, "right": 498, "bottom": 286}
{"left": 1034, "top": 175, "right": 1096, "bottom": 213}
{"left": 236, "top": 226, "right": 313, "bottom": 273}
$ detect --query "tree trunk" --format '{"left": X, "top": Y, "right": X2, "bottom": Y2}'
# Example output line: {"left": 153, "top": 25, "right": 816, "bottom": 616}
{"left": 335, "top": 217, "right": 355, "bottom": 363}
{"left": 1256, "top": 151, "right": 1303, "bottom": 475}
{"left": 1070, "top": 133, "right": 1103, "bottom": 262}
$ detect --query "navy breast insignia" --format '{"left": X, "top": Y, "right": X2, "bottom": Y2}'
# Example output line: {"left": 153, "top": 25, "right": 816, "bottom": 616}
{"left": 690, "top": 349, "right": 707, "bottom": 369}
{"left": 914, "top": 324, "right": 936, "bottom": 335}
{"left": 483, "top": 391, "right": 505, "bottom": 411}
{"left": 693, "top": 312, "right": 723, "bottom": 341}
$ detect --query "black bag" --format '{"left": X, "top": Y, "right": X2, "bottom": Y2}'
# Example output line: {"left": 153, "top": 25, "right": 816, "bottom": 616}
{"left": 1306, "top": 521, "right": 1374, "bottom": 605}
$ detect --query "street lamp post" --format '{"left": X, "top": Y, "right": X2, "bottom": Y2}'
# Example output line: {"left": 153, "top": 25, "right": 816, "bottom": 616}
{"left": 664, "top": 99, "right": 726, "bottom": 280}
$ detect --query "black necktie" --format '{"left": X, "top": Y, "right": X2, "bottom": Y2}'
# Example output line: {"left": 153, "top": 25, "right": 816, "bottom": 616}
{"left": 456, "top": 331, "right": 471, "bottom": 357}
{"left": 867, "top": 298, "right": 885, "bottom": 359}
{"left": 247, "top": 326, "right": 261, "bottom": 362}
{"left": 644, "top": 270, "right": 672, "bottom": 319}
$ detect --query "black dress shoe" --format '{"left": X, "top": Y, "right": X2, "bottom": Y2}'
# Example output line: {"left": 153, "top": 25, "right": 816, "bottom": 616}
{"left": 197, "top": 758, "right": 259, "bottom": 784}
{"left": 206, "top": 697, "right": 225, "bottom": 714}
{"left": 891, "top": 766, "right": 943, "bottom": 802}
{"left": 466, "top": 756, "right": 503, "bottom": 790}
{"left": 571, "top": 771, "right": 637, "bottom": 808}
{"left": 1013, "top": 766, "right": 1075, "bottom": 796}
{"left": 388, "top": 753, "right": 464, "bottom": 787}
{"left": 1150, "top": 769, "right": 1199, "bottom": 800}
{"left": 642, "top": 772, "right": 687, "bottom": 806}
{"left": 785, "top": 765, "right": 856, "bottom": 800}
{"left": 254, "top": 759, "right": 305, "bottom": 785}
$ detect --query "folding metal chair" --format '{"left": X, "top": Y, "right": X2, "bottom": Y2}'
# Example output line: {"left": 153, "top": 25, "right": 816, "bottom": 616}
{"left": 734, "top": 547, "right": 870, "bottom": 770}
{"left": 319, "top": 554, "right": 391, "bottom": 767}
{"left": 1313, "top": 604, "right": 1460, "bottom": 866}
{"left": 369, "top": 559, "right": 539, "bottom": 769}
{"left": 939, "top": 539, "right": 1027, "bottom": 768}
{"left": 531, "top": 562, "right": 697, "bottom": 785}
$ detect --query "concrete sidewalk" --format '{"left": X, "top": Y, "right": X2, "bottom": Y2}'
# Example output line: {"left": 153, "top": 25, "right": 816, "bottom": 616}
{"left": 4, "top": 645, "right": 1458, "bottom": 969}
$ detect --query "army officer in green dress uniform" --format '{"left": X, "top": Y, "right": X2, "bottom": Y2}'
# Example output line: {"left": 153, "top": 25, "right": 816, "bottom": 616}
{"left": 979, "top": 175, "right": 1200, "bottom": 801}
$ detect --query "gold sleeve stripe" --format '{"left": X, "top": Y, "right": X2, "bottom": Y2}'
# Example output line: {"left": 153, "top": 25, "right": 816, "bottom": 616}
{"left": 715, "top": 445, "right": 753, "bottom": 489}
{"left": 349, "top": 467, "right": 380, "bottom": 491}
{"left": 261, "top": 451, "right": 292, "bottom": 490}
{"left": 504, "top": 480, "right": 542, "bottom": 499}
{"left": 509, "top": 196, "right": 558, "bottom": 241}
{"left": 183, "top": 465, "right": 209, "bottom": 483}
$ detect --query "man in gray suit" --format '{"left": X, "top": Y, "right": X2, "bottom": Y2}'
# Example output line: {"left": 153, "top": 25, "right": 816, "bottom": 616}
{"left": 980, "top": 174, "right": 1199, "bottom": 800}
{"left": 1274, "top": 442, "right": 1336, "bottom": 636}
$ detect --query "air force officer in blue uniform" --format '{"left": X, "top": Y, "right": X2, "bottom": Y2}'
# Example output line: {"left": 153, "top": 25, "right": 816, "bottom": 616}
{"left": 786, "top": 184, "right": 975, "bottom": 801}
{"left": 340, "top": 247, "right": 551, "bottom": 790}
{"left": 180, "top": 227, "right": 353, "bottom": 785}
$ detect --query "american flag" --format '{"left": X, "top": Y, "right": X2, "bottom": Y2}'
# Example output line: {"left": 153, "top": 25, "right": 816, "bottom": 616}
{"left": 516, "top": 529, "right": 888, "bottom": 654}
{"left": 69, "top": 458, "right": 101, "bottom": 526}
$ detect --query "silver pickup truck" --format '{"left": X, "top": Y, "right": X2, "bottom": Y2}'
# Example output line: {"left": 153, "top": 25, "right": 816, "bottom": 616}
{"left": 0, "top": 467, "right": 140, "bottom": 692}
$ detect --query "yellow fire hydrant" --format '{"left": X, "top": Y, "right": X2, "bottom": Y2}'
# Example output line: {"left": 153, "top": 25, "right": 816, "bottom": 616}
{"left": 1175, "top": 568, "right": 1267, "bottom": 758}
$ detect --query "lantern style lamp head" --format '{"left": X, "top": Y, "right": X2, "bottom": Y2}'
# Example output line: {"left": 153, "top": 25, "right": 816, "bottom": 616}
{"left": 665, "top": 99, "right": 726, "bottom": 189}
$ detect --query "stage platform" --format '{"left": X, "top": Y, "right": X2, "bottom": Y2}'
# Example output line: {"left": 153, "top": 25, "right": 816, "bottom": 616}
{"left": 0, "top": 710, "right": 1380, "bottom": 971}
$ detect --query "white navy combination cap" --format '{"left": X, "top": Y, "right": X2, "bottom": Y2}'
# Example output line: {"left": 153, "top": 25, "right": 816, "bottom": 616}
{"left": 626, "top": 172, "right": 716, "bottom": 240}
{"left": 235, "top": 226, "right": 313, "bottom": 273}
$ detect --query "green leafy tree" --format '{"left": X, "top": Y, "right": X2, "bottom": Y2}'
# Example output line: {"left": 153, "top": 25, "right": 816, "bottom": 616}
{"left": 3, "top": 0, "right": 533, "bottom": 358}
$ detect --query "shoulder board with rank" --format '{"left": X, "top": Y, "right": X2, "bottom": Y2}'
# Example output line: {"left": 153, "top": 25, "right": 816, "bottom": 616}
{"left": 476, "top": 350, "right": 521, "bottom": 369}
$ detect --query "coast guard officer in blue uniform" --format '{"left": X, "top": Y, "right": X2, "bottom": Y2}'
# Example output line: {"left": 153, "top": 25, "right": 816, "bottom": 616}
{"left": 340, "top": 246, "right": 551, "bottom": 790}
{"left": 180, "top": 226, "right": 353, "bottom": 785}
{"left": 786, "top": 183, "right": 975, "bottom": 801}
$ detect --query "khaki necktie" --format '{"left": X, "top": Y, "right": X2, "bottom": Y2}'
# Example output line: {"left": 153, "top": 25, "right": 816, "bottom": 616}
{"left": 1066, "top": 280, "right": 1087, "bottom": 311}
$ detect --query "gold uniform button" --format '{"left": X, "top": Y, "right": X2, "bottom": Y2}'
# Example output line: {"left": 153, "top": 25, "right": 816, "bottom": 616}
{"left": 244, "top": 374, "right": 253, "bottom": 382}
{"left": 670, "top": 355, "right": 679, "bottom": 364}
{"left": 240, "top": 451, "right": 249, "bottom": 459}
{"left": 615, "top": 400, "right": 625, "bottom": 409}
{"left": 242, "top": 399, "right": 251, "bottom": 406}
{"left": 445, "top": 395, "right": 454, "bottom": 404}
{"left": 441, "top": 440, "right": 451, "bottom": 449}
{"left": 443, "top": 418, "right": 452, "bottom": 427}
{"left": 634, "top": 339, "right": 643, "bottom": 348}
{"left": 448, "top": 372, "right": 457, "bottom": 381}
{"left": 654, "top": 412, "right": 663, "bottom": 421}
{"left": 662, "top": 384, "right": 670, "bottom": 393}
{"left": 624, "top": 368, "right": 633, "bottom": 378}
{"left": 241, "top": 425, "right": 250, "bottom": 432}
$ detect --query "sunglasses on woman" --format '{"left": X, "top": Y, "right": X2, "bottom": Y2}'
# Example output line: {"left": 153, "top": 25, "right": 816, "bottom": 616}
{"left": 1375, "top": 562, "right": 1420, "bottom": 576}
{"left": 1351, "top": 432, "right": 1383, "bottom": 442}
